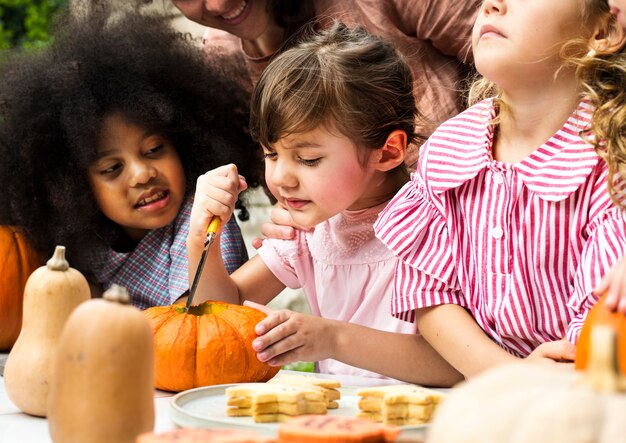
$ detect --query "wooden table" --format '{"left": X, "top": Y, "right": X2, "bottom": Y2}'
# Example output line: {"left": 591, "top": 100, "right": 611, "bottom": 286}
{"left": 0, "top": 357, "right": 427, "bottom": 443}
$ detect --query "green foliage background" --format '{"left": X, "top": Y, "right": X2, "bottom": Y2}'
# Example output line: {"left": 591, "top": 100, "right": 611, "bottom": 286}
{"left": 0, "top": 0, "right": 68, "bottom": 49}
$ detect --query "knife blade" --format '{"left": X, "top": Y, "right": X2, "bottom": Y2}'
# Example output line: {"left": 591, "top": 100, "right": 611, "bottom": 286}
{"left": 185, "top": 215, "right": 220, "bottom": 313}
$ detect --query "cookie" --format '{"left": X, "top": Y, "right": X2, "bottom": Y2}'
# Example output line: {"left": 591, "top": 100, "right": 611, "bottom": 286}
{"left": 226, "top": 383, "right": 325, "bottom": 404}
{"left": 227, "top": 400, "right": 327, "bottom": 417}
{"left": 357, "top": 384, "right": 444, "bottom": 425}
{"left": 277, "top": 415, "right": 399, "bottom": 442}
{"left": 357, "top": 384, "right": 444, "bottom": 406}
{"left": 269, "top": 373, "right": 341, "bottom": 408}
{"left": 225, "top": 382, "right": 327, "bottom": 423}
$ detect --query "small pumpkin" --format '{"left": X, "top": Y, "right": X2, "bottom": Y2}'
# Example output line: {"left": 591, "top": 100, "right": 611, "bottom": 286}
{"left": 0, "top": 226, "right": 41, "bottom": 350}
{"left": 48, "top": 284, "right": 155, "bottom": 443}
{"left": 575, "top": 291, "right": 626, "bottom": 385}
{"left": 144, "top": 301, "right": 280, "bottom": 392}
{"left": 4, "top": 245, "right": 90, "bottom": 417}
{"left": 427, "top": 303, "right": 626, "bottom": 443}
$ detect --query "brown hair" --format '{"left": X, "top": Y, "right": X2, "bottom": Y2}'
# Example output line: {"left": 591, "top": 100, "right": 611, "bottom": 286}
{"left": 250, "top": 21, "right": 418, "bottom": 170}
{"left": 577, "top": 1, "right": 626, "bottom": 207}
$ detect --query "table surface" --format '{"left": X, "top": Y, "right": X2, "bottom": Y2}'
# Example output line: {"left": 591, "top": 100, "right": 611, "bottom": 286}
{"left": 0, "top": 353, "right": 426, "bottom": 443}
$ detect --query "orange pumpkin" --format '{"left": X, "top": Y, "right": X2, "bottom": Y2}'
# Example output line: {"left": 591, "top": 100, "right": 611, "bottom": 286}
{"left": 575, "top": 292, "right": 626, "bottom": 377}
{"left": 0, "top": 226, "right": 41, "bottom": 350}
{"left": 144, "top": 301, "right": 280, "bottom": 392}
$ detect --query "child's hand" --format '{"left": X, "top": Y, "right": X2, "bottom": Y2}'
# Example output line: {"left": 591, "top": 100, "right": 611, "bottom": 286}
{"left": 594, "top": 256, "right": 626, "bottom": 314}
{"left": 251, "top": 204, "right": 311, "bottom": 249}
{"left": 525, "top": 339, "right": 576, "bottom": 366}
{"left": 189, "top": 164, "right": 247, "bottom": 245}
{"left": 244, "top": 300, "right": 334, "bottom": 367}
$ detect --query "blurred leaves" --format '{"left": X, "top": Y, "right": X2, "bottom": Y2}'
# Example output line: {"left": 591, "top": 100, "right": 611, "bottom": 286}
{"left": 282, "top": 361, "right": 315, "bottom": 372}
{"left": 0, "top": 0, "right": 68, "bottom": 49}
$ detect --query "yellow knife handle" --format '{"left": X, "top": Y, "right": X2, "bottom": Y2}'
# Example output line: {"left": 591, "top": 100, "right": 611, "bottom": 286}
{"left": 206, "top": 216, "right": 220, "bottom": 235}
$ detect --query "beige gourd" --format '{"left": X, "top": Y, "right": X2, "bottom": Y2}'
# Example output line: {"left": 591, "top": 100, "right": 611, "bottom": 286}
{"left": 4, "top": 245, "right": 90, "bottom": 417}
{"left": 48, "top": 284, "right": 155, "bottom": 443}
{"left": 427, "top": 326, "right": 626, "bottom": 443}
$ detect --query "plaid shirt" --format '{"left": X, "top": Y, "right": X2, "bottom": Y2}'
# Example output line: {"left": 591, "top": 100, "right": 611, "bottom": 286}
{"left": 90, "top": 198, "right": 247, "bottom": 309}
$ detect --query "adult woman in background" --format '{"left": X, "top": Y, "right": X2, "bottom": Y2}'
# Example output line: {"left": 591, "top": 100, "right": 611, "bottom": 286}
{"left": 171, "top": 0, "right": 480, "bottom": 166}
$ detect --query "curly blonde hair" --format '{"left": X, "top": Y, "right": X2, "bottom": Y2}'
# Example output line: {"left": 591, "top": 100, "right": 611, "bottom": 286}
{"left": 577, "top": 2, "right": 626, "bottom": 208}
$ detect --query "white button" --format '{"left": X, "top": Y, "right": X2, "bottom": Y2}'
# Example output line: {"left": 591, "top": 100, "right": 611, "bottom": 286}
{"left": 491, "top": 226, "right": 503, "bottom": 239}
{"left": 494, "top": 173, "right": 504, "bottom": 184}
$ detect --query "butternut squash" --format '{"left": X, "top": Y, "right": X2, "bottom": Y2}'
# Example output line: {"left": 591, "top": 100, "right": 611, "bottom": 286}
{"left": 3, "top": 245, "right": 90, "bottom": 417}
{"left": 48, "top": 284, "right": 155, "bottom": 443}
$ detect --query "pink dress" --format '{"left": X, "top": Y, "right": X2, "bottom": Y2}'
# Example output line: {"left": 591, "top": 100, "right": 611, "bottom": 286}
{"left": 374, "top": 99, "right": 626, "bottom": 357}
{"left": 258, "top": 202, "right": 415, "bottom": 378}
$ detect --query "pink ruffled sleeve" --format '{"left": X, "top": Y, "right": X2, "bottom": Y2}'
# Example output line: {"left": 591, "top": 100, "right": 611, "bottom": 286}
{"left": 257, "top": 237, "right": 303, "bottom": 290}
{"left": 374, "top": 173, "right": 464, "bottom": 322}
{"left": 566, "top": 206, "right": 626, "bottom": 343}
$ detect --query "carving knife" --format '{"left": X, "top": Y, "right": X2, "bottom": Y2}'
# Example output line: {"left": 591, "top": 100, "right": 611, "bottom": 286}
{"left": 184, "top": 215, "right": 220, "bottom": 313}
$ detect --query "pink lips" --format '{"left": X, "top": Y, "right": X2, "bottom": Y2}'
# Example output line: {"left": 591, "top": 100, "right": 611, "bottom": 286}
{"left": 479, "top": 24, "right": 505, "bottom": 39}
{"left": 284, "top": 198, "right": 310, "bottom": 210}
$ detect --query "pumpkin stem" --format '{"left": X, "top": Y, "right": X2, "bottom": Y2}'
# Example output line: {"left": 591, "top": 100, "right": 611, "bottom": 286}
{"left": 586, "top": 325, "right": 625, "bottom": 392}
{"left": 46, "top": 245, "right": 69, "bottom": 271}
{"left": 103, "top": 284, "right": 130, "bottom": 305}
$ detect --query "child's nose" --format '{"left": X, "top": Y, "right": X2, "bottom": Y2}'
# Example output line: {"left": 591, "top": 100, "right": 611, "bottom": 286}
{"left": 482, "top": 0, "right": 505, "bottom": 15}
{"left": 128, "top": 161, "right": 157, "bottom": 187}
{"left": 269, "top": 159, "right": 297, "bottom": 188}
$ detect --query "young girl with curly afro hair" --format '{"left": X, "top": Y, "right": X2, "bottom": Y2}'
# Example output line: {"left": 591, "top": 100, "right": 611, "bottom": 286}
{"left": 0, "top": 8, "right": 263, "bottom": 309}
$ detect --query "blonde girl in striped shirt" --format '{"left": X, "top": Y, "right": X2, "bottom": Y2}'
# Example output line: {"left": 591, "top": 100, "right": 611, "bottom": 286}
{"left": 581, "top": 0, "right": 626, "bottom": 314}
{"left": 374, "top": 0, "right": 626, "bottom": 378}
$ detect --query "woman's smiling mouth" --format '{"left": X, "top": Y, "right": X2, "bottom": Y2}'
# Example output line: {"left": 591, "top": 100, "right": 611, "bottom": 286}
{"left": 222, "top": 0, "right": 248, "bottom": 20}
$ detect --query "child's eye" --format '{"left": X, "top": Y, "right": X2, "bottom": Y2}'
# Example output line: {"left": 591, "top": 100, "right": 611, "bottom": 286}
{"left": 99, "top": 163, "right": 122, "bottom": 175}
{"left": 145, "top": 144, "right": 165, "bottom": 156}
{"left": 298, "top": 157, "right": 321, "bottom": 167}
{"left": 263, "top": 152, "right": 277, "bottom": 160}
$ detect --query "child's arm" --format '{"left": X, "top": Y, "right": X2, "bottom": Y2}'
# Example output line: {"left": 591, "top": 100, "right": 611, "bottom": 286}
{"left": 187, "top": 164, "right": 285, "bottom": 306}
{"left": 416, "top": 305, "right": 576, "bottom": 378}
{"left": 246, "top": 301, "right": 464, "bottom": 387}
{"left": 593, "top": 256, "right": 626, "bottom": 314}
{"left": 416, "top": 304, "right": 520, "bottom": 378}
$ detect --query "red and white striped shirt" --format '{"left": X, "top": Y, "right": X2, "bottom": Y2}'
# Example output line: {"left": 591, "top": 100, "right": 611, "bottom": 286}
{"left": 374, "top": 99, "right": 626, "bottom": 357}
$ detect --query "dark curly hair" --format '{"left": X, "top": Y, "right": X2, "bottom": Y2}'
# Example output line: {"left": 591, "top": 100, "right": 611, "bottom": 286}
{"left": 0, "top": 8, "right": 263, "bottom": 271}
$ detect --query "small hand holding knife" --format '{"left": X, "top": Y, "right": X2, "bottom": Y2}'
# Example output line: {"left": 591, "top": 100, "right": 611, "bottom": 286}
{"left": 184, "top": 215, "right": 220, "bottom": 313}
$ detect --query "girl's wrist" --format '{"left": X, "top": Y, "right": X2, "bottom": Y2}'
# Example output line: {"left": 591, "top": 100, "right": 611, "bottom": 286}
{"left": 325, "top": 319, "right": 348, "bottom": 361}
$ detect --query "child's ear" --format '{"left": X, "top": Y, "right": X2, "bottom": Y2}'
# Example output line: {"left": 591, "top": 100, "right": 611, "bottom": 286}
{"left": 589, "top": 16, "right": 626, "bottom": 55}
{"left": 372, "top": 130, "right": 407, "bottom": 172}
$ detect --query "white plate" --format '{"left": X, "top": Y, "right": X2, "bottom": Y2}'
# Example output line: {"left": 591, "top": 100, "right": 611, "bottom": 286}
{"left": 170, "top": 383, "right": 429, "bottom": 437}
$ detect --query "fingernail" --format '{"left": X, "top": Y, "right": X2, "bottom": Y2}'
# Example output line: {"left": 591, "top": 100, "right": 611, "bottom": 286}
{"left": 252, "top": 339, "right": 263, "bottom": 351}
